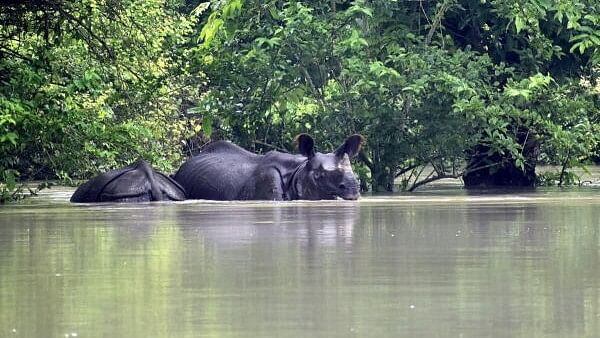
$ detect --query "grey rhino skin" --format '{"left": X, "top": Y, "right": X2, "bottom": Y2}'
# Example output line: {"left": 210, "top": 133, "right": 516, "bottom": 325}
{"left": 173, "top": 134, "right": 364, "bottom": 201}
{"left": 70, "top": 159, "right": 186, "bottom": 203}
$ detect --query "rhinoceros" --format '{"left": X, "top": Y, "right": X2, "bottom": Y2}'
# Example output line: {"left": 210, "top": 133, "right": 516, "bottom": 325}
{"left": 173, "top": 134, "right": 364, "bottom": 201}
{"left": 70, "top": 159, "right": 186, "bottom": 203}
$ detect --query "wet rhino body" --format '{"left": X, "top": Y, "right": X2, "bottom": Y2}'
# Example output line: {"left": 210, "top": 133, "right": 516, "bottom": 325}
{"left": 174, "top": 134, "right": 364, "bottom": 201}
{"left": 70, "top": 159, "right": 186, "bottom": 203}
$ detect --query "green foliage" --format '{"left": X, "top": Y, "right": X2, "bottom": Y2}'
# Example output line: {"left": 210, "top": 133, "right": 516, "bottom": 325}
{"left": 0, "top": 0, "right": 203, "bottom": 201}
{"left": 2, "top": 0, "right": 600, "bottom": 200}
{"left": 188, "top": 0, "right": 600, "bottom": 191}
{"left": 0, "top": 169, "right": 20, "bottom": 203}
{"left": 0, "top": 169, "right": 52, "bottom": 204}
{"left": 536, "top": 170, "right": 580, "bottom": 186}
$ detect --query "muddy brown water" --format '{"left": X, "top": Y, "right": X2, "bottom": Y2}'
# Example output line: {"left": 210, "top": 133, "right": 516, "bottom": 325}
{"left": 1, "top": 186, "right": 600, "bottom": 337}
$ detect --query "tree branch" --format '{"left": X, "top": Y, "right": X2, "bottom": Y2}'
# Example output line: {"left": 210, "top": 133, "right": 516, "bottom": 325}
{"left": 408, "top": 174, "right": 460, "bottom": 191}
{"left": 52, "top": 5, "right": 115, "bottom": 60}
{"left": 425, "top": 0, "right": 452, "bottom": 46}
{"left": 0, "top": 47, "right": 36, "bottom": 64}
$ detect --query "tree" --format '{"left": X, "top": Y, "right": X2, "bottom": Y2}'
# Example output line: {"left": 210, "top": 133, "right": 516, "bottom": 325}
{"left": 0, "top": 0, "right": 203, "bottom": 201}
{"left": 190, "top": 0, "right": 600, "bottom": 191}
{"left": 2, "top": 0, "right": 599, "bottom": 201}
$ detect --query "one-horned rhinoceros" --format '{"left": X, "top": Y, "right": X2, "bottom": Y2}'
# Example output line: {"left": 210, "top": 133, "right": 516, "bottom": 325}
{"left": 70, "top": 159, "right": 186, "bottom": 203}
{"left": 173, "top": 134, "right": 364, "bottom": 201}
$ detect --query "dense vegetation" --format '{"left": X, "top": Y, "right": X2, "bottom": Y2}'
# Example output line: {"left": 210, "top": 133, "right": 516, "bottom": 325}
{"left": 1, "top": 0, "right": 600, "bottom": 201}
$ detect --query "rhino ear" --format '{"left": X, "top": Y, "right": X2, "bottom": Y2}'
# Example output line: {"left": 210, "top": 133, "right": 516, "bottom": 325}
{"left": 294, "top": 133, "right": 315, "bottom": 159}
{"left": 335, "top": 134, "right": 364, "bottom": 158}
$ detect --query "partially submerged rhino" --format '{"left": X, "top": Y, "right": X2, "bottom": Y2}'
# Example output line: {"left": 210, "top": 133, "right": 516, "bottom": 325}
{"left": 70, "top": 159, "right": 186, "bottom": 203}
{"left": 174, "top": 134, "right": 364, "bottom": 201}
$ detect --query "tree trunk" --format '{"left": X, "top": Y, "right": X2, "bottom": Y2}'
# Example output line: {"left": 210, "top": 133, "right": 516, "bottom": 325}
{"left": 371, "top": 166, "right": 394, "bottom": 192}
{"left": 463, "top": 129, "right": 539, "bottom": 188}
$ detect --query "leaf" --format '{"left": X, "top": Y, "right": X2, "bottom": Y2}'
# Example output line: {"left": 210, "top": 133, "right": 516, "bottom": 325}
{"left": 223, "top": 0, "right": 243, "bottom": 18}
{"left": 554, "top": 11, "right": 564, "bottom": 23}
{"left": 199, "top": 14, "right": 224, "bottom": 46}
{"left": 570, "top": 33, "right": 590, "bottom": 43}
{"left": 589, "top": 34, "right": 600, "bottom": 46}
{"left": 191, "top": 2, "right": 210, "bottom": 16}
{"left": 0, "top": 132, "right": 18, "bottom": 145}
{"left": 570, "top": 42, "right": 583, "bottom": 54}
{"left": 255, "top": 37, "right": 281, "bottom": 48}
{"left": 348, "top": 2, "right": 373, "bottom": 17}
{"left": 506, "top": 88, "right": 531, "bottom": 99}
{"left": 268, "top": 5, "right": 280, "bottom": 20}
{"left": 515, "top": 16, "right": 525, "bottom": 33}
{"left": 202, "top": 116, "right": 213, "bottom": 137}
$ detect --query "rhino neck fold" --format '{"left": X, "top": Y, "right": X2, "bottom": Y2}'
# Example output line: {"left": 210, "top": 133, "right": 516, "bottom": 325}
{"left": 284, "top": 160, "right": 308, "bottom": 200}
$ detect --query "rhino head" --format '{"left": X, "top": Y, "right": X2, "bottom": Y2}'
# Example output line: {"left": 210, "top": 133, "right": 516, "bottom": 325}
{"left": 292, "top": 134, "right": 364, "bottom": 200}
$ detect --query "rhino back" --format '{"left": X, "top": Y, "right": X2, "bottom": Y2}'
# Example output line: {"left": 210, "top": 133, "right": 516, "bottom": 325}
{"left": 174, "top": 141, "right": 261, "bottom": 200}
{"left": 71, "top": 159, "right": 186, "bottom": 203}
{"left": 70, "top": 163, "right": 137, "bottom": 202}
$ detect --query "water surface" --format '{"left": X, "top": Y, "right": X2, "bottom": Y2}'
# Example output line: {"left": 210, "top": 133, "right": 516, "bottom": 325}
{"left": 1, "top": 187, "right": 600, "bottom": 337}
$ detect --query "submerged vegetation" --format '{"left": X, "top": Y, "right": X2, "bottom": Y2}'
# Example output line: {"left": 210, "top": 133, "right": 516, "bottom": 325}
{"left": 1, "top": 0, "right": 600, "bottom": 201}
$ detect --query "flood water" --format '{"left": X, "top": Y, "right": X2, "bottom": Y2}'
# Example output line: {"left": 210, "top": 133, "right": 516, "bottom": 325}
{"left": 1, "top": 187, "right": 600, "bottom": 337}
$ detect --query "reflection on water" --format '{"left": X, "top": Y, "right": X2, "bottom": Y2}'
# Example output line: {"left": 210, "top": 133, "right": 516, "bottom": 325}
{"left": 1, "top": 189, "right": 600, "bottom": 337}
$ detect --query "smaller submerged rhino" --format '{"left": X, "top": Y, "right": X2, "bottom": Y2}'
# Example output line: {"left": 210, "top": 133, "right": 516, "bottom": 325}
{"left": 70, "top": 159, "right": 186, "bottom": 203}
{"left": 174, "top": 134, "right": 364, "bottom": 201}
